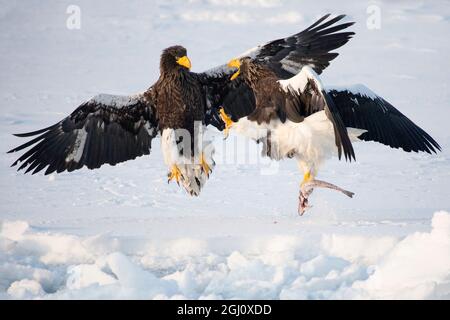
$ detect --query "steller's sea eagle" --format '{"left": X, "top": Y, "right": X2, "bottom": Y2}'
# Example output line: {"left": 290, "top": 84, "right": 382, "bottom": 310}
{"left": 213, "top": 17, "right": 441, "bottom": 214}
{"left": 9, "top": 46, "right": 215, "bottom": 196}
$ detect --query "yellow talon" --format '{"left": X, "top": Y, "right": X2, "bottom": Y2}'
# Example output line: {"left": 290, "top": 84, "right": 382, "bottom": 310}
{"left": 301, "top": 171, "right": 313, "bottom": 186}
{"left": 168, "top": 165, "right": 182, "bottom": 184}
{"left": 219, "top": 108, "right": 234, "bottom": 138}
{"left": 200, "top": 153, "right": 211, "bottom": 177}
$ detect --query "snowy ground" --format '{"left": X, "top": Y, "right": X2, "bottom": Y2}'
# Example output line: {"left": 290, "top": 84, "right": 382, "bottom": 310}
{"left": 0, "top": 0, "right": 449, "bottom": 299}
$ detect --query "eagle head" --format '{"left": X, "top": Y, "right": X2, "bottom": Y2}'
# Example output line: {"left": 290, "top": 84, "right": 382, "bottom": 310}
{"left": 227, "top": 57, "right": 252, "bottom": 81}
{"left": 160, "top": 45, "right": 192, "bottom": 73}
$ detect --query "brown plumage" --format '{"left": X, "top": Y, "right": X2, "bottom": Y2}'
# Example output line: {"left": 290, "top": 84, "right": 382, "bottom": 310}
{"left": 150, "top": 46, "right": 205, "bottom": 137}
{"left": 237, "top": 58, "right": 287, "bottom": 124}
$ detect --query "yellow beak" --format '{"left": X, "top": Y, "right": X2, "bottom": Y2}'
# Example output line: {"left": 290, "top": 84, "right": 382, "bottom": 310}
{"left": 228, "top": 58, "right": 241, "bottom": 81}
{"left": 177, "top": 56, "right": 192, "bottom": 70}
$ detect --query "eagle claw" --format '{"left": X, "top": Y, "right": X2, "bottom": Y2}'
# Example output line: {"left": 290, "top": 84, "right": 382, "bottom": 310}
{"left": 299, "top": 189, "right": 313, "bottom": 216}
{"left": 168, "top": 165, "right": 182, "bottom": 185}
{"left": 219, "top": 108, "right": 233, "bottom": 139}
{"left": 200, "top": 153, "right": 212, "bottom": 177}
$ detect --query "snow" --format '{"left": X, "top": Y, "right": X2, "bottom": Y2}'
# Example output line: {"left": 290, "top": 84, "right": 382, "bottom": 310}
{"left": 1, "top": 212, "right": 449, "bottom": 299}
{"left": 1, "top": 0, "right": 450, "bottom": 300}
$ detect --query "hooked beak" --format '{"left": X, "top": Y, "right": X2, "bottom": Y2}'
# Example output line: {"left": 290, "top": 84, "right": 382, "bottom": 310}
{"left": 228, "top": 58, "right": 241, "bottom": 81}
{"left": 177, "top": 56, "right": 192, "bottom": 70}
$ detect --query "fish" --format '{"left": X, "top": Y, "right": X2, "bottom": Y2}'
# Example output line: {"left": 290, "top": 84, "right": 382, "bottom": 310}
{"left": 299, "top": 179, "right": 355, "bottom": 215}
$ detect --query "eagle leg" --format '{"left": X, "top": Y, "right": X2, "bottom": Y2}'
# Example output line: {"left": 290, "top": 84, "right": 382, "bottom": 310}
{"left": 299, "top": 191, "right": 312, "bottom": 216}
{"left": 301, "top": 171, "right": 314, "bottom": 186}
{"left": 219, "top": 108, "right": 234, "bottom": 139}
{"left": 200, "top": 153, "right": 212, "bottom": 178}
{"left": 168, "top": 165, "right": 182, "bottom": 185}
{"left": 299, "top": 170, "right": 315, "bottom": 216}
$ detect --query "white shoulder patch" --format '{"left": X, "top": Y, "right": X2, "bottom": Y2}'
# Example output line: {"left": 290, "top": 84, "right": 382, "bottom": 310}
{"left": 237, "top": 45, "right": 261, "bottom": 59}
{"left": 90, "top": 94, "right": 142, "bottom": 108}
{"left": 203, "top": 65, "right": 229, "bottom": 77}
{"left": 202, "top": 45, "right": 261, "bottom": 77}
{"left": 278, "top": 66, "right": 324, "bottom": 93}
{"left": 326, "top": 84, "right": 379, "bottom": 100}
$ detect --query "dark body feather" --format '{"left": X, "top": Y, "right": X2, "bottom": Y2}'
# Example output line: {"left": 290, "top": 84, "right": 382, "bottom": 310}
{"left": 152, "top": 72, "right": 204, "bottom": 133}
{"left": 152, "top": 46, "right": 205, "bottom": 136}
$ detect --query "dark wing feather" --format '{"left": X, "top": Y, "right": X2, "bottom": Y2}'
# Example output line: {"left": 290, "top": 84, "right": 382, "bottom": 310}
{"left": 327, "top": 85, "right": 441, "bottom": 153}
{"left": 198, "top": 73, "right": 256, "bottom": 128}
{"left": 248, "top": 14, "right": 355, "bottom": 78}
{"left": 322, "top": 89, "right": 355, "bottom": 161}
{"left": 8, "top": 93, "right": 159, "bottom": 175}
{"left": 199, "top": 14, "right": 354, "bottom": 130}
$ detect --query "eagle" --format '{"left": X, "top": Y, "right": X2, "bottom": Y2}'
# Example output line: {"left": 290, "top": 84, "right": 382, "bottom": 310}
{"left": 9, "top": 15, "right": 438, "bottom": 214}
{"left": 213, "top": 17, "right": 441, "bottom": 213}
{"left": 8, "top": 45, "right": 216, "bottom": 196}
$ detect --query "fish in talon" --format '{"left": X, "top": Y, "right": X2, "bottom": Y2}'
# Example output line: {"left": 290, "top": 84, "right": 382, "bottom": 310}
{"left": 299, "top": 190, "right": 313, "bottom": 216}
{"left": 299, "top": 179, "right": 355, "bottom": 215}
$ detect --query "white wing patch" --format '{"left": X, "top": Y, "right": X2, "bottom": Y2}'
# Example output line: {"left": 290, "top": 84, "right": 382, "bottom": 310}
{"left": 278, "top": 66, "right": 324, "bottom": 93}
{"left": 326, "top": 84, "right": 379, "bottom": 100}
{"left": 65, "top": 128, "right": 87, "bottom": 163}
{"left": 237, "top": 45, "right": 262, "bottom": 59}
{"left": 90, "top": 94, "right": 143, "bottom": 108}
{"left": 326, "top": 84, "right": 390, "bottom": 113}
{"left": 279, "top": 57, "right": 303, "bottom": 75}
{"left": 202, "top": 45, "right": 262, "bottom": 77}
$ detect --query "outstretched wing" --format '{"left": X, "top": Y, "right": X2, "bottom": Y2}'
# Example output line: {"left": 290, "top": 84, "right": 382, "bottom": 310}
{"left": 204, "top": 14, "right": 354, "bottom": 80}
{"left": 327, "top": 85, "right": 441, "bottom": 154}
{"left": 200, "top": 14, "right": 354, "bottom": 129}
{"left": 246, "top": 14, "right": 355, "bottom": 78}
{"left": 8, "top": 93, "right": 159, "bottom": 175}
